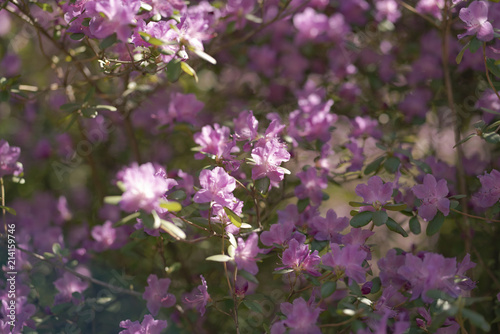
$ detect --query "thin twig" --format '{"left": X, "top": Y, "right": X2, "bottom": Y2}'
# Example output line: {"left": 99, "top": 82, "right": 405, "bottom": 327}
{"left": 16, "top": 246, "right": 142, "bottom": 298}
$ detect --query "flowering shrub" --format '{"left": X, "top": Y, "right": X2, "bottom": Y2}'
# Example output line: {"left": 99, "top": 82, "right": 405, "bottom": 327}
{"left": 1, "top": 0, "right": 500, "bottom": 333}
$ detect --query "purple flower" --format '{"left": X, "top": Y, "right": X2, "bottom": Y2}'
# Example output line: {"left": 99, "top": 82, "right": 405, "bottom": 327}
{"left": 183, "top": 275, "right": 211, "bottom": 316}
{"left": 119, "top": 163, "right": 177, "bottom": 213}
{"left": 322, "top": 244, "right": 368, "bottom": 283}
{"left": 193, "top": 124, "right": 238, "bottom": 163}
{"left": 309, "top": 209, "right": 349, "bottom": 243}
{"left": 355, "top": 176, "right": 393, "bottom": 209}
{"left": 0, "top": 139, "right": 22, "bottom": 177}
{"left": 194, "top": 167, "right": 236, "bottom": 204}
{"left": 234, "top": 233, "right": 262, "bottom": 275}
{"left": 293, "top": 8, "right": 328, "bottom": 44}
{"left": 260, "top": 221, "right": 293, "bottom": 247}
{"left": 375, "top": 0, "right": 401, "bottom": 23}
{"left": 86, "top": 0, "right": 140, "bottom": 41}
{"left": 142, "top": 274, "right": 176, "bottom": 316}
{"left": 54, "top": 272, "right": 89, "bottom": 305}
{"left": 251, "top": 139, "right": 290, "bottom": 184}
{"left": 270, "top": 297, "right": 322, "bottom": 334}
{"left": 234, "top": 110, "right": 259, "bottom": 142}
{"left": 458, "top": 1, "right": 494, "bottom": 42}
{"left": 473, "top": 169, "right": 500, "bottom": 208}
{"left": 416, "top": 0, "right": 444, "bottom": 20}
{"left": 412, "top": 174, "right": 450, "bottom": 221}
{"left": 91, "top": 221, "right": 128, "bottom": 252}
{"left": 278, "top": 239, "right": 321, "bottom": 277}
{"left": 399, "top": 88, "right": 433, "bottom": 121}
{"left": 119, "top": 314, "right": 168, "bottom": 334}
{"left": 294, "top": 168, "right": 328, "bottom": 206}
{"left": 397, "top": 252, "right": 475, "bottom": 303}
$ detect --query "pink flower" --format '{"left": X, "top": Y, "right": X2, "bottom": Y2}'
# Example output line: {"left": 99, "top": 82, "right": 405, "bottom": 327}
{"left": 322, "top": 244, "right": 368, "bottom": 284}
{"left": 234, "top": 233, "right": 262, "bottom": 275}
{"left": 119, "top": 163, "right": 177, "bottom": 213}
{"left": 183, "top": 275, "right": 210, "bottom": 316}
{"left": 458, "top": 1, "right": 494, "bottom": 42}
{"left": 251, "top": 139, "right": 290, "bottom": 184}
{"left": 473, "top": 169, "right": 500, "bottom": 208}
{"left": 271, "top": 297, "right": 322, "bottom": 334}
{"left": 412, "top": 174, "right": 450, "bottom": 221}
{"left": 278, "top": 239, "right": 321, "bottom": 277}
{"left": 119, "top": 314, "right": 167, "bottom": 334}
{"left": 142, "top": 274, "right": 176, "bottom": 316}
{"left": 355, "top": 176, "right": 393, "bottom": 208}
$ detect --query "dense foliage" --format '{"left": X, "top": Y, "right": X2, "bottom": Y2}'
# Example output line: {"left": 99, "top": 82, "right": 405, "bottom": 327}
{"left": 1, "top": 0, "right": 500, "bottom": 333}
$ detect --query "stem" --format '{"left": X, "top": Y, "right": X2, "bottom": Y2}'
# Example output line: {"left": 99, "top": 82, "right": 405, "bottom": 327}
{"left": 451, "top": 208, "right": 500, "bottom": 223}
{"left": 1, "top": 177, "right": 5, "bottom": 235}
{"left": 441, "top": 0, "right": 471, "bottom": 253}
{"left": 16, "top": 246, "right": 142, "bottom": 297}
{"left": 397, "top": 0, "right": 440, "bottom": 29}
{"left": 482, "top": 43, "right": 500, "bottom": 101}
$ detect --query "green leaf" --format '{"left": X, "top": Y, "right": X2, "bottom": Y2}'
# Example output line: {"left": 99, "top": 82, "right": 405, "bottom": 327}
{"left": 70, "top": 33, "right": 85, "bottom": 40}
{"left": 409, "top": 216, "right": 421, "bottom": 234}
{"left": 456, "top": 41, "right": 470, "bottom": 64}
{"left": 485, "top": 120, "right": 500, "bottom": 132}
{"left": 461, "top": 308, "right": 491, "bottom": 332}
{"left": 35, "top": 3, "right": 54, "bottom": 12}
{"left": 114, "top": 212, "right": 141, "bottom": 227}
{"left": 372, "top": 210, "right": 388, "bottom": 226}
{"left": 255, "top": 177, "right": 270, "bottom": 195}
{"left": 243, "top": 300, "right": 263, "bottom": 313}
{"left": 224, "top": 207, "right": 242, "bottom": 227}
{"left": 0, "top": 90, "right": 9, "bottom": 102}
{"left": 84, "top": 86, "right": 95, "bottom": 103}
{"left": 386, "top": 217, "right": 408, "bottom": 237}
{"left": 192, "top": 48, "right": 217, "bottom": 65}
{"left": 350, "top": 211, "right": 373, "bottom": 228}
{"left": 412, "top": 159, "right": 432, "bottom": 173}
{"left": 239, "top": 270, "right": 259, "bottom": 284}
{"left": 383, "top": 203, "right": 407, "bottom": 211}
{"left": 469, "top": 38, "right": 481, "bottom": 53}
{"left": 52, "top": 243, "right": 62, "bottom": 255}
{"left": 483, "top": 132, "right": 500, "bottom": 144}
{"left": 166, "top": 59, "right": 182, "bottom": 82}
{"left": 206, "top": 254, "right": 232, "bottom": 262}
{"left": 370, "top": 277, "right": 381, "bottom": 294}
{"left": 99, "top": 33, "right": 117, "bottom": 49}
{"left": 364, "top": 156, "right": 385, "bottom": 175}
{"left": 426, "top": 212, "right": 444, "bottom": 236}
{"left": 160, "top": 219, "right": 186, "bottom": 240}
{"left": 487, "top": 58, "right": 500, "bottom": 77}
{"left": 274, "top": 268, "right": 294, "bottom": 275}
{"left": 60, "top": 103, "right": 82, "bottom": 112}
{"left": 168, "top": 190, "right": 186, "bottom": 201}
{"left": 453, "top": 133, "right": 476, "bottom": 148}
{"left": 321, "top": 281, "right": 337, "bottom": 298}
{"left": 0, "top": 205, "right": 16, "bottom": 216}
{"left": 95, "top": 104, "right": 117, "bottom": 111}
{"left": 160, "top": 201, "right": 182, "bottom": 212}
{"left": 384, "top": 156, "right": 400, "bottom": 173}
{"left": 450, "top": 200, "right": 459, "bottom": 209}
{"left": 481, "top": 107, "right": 500, "bottom": 115}
{"left": 180, "top": 62, "right": 198, "bottom": 82}
{"left": 297, "top": 198, "right": 310, "bottom": 213}
{"left": 104, "top": 196, "right": 122, "bottom": 205}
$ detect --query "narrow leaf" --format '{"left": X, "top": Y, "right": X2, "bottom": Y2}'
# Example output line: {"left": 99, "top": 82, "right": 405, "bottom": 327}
{"left": 409, "top": 216, "right": 421, "bottom": 234}
{"left": 160, "top": 219, "right": 186, "bottom": 240}
{"left": 372, "top": 210, "right": 388, "bottom": 226}
{"left": 224, "top": 207, "right": 242, "bottom": 227}
{"left": 386, "top": 218, "right": 408, "bottom": 237}
{"left": 206, "top": 254, "right": 232, "bottom": 262}
{"left": 350, "top": 211, "right": 373, "bottom": 228}
{"left": 426, "top": 212, "right": 444, "bottom": 236}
